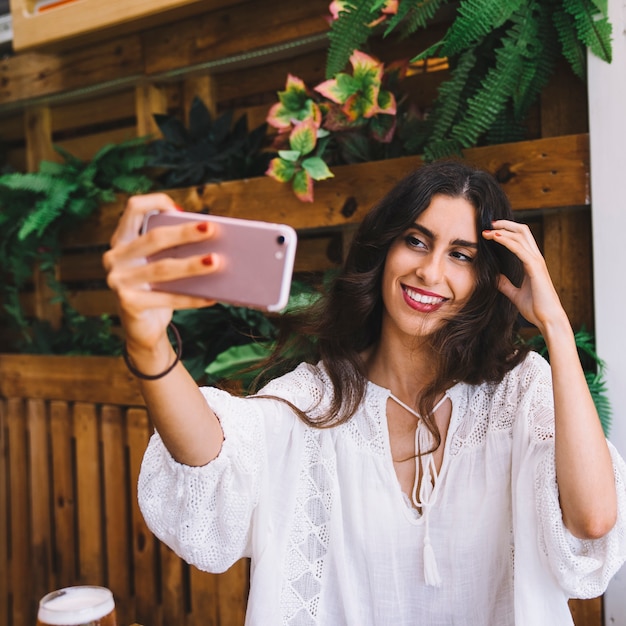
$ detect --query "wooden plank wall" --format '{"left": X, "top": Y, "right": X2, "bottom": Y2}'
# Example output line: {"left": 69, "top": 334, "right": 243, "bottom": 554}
{"left": 0, "top": 354, "right": 249, "bottom": 626}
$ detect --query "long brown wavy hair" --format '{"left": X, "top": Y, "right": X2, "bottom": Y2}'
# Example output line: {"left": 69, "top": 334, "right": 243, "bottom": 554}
{"left": 256, "top": 160, "right": 530, "bottom": 449}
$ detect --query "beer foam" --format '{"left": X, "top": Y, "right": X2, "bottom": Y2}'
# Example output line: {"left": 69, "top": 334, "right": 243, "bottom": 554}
{"left": 38, "top": 586, "right": 115, "bottom": 625}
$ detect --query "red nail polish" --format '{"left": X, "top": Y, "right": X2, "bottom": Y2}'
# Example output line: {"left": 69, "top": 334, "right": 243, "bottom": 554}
{"left": 196, "top": 222, "right": 208, "bottom": 233}
{"left": 174, "top": 204, "right": 185, "bottom": 212}
{"left": 494, "top": 232, "right": 502, "bottom": 237}
{"left": 201, "top": 254, "right": 213, "bottom": 266}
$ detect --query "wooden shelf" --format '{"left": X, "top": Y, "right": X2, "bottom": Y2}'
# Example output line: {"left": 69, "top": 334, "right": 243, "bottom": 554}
{"left": 9, "top": 0, "right": 235, "bottom": 51}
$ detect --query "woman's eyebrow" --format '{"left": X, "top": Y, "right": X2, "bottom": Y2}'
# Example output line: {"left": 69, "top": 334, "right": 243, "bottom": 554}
{"left": 411, "top": 223, "right": 478, "bottom": 248}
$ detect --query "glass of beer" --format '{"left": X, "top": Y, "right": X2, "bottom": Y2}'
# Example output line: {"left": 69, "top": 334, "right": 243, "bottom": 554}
{"left": 36, "top": 586, "right": 117, "bottom": 626}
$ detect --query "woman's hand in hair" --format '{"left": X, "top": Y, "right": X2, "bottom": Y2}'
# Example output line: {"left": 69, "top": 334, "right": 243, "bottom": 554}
{"left": 484, "top": 219, "right": 617, "bottom": 539}
{"left": 482, "top": 220, "right": 568, "bottom": 335}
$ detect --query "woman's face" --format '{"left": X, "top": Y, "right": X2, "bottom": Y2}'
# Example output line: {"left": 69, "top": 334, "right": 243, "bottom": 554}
{"left": 380, "top": 193, "right": 479, "bottom": 342}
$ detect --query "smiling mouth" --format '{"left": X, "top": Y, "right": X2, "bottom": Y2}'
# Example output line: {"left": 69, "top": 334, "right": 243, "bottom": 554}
{"left": 403, "top": 285, "right": 447, "bottom": 306}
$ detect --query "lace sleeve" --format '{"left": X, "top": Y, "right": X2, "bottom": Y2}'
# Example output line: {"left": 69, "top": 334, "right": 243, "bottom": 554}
{"left": 520, "top": 353, "right": 626, "bottom": 597}
{"left": 138, "top": 387, "right": 265, "bottom": 573}
{"left": 536, "top": 441, "right": 626, "bottom": 597}
{"left": 138, "top": 363, "right": 326, "bottom": 574}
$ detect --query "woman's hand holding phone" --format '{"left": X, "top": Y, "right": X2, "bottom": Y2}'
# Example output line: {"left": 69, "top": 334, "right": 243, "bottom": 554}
{"left": 103, "top": 194, "right": 220, "bottom": 364}
{"left": 103, "top": 192, "right": 297, "bottom": 369}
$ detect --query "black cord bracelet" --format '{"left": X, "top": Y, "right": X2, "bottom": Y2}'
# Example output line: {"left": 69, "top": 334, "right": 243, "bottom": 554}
{"left": 122, "top": 322, "right": 183, "bottom": 381}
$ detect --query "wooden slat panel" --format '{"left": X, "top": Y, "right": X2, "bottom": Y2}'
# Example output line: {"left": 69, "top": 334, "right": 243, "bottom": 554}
{"left": 67, "top": 290, "right": 119, "bottom": 317}
{"left": 0, "top": 35, "right": 144, "bottom": 108}
{"left": 62, "top": 134, "right": 591, "bottom": 248}
{"left": 570, "top": 597, "right": 602, "bottom": 626}
{"left": 142, "top": 0, "right": 330, "bottom": 76}
{"left": 74, "top": 402, "right": 105, "bottom": 585}
{"left": 51, "top": 90, "right": 137, "bottom": 135}
{"left": 55, "top": 126, "right": 139, "bottom": 162}
{"left": 189, "top": 568, "right": 219, "bottom": 626}
{"left": 49, "top": 400, "right": 77, "bottom": 587}
{"left": 0, "top": 355, "right": 144, "bottom": 406}
{"left": 216, "top": 48, "right": 327, "bottom": 104}
{"left": 11, "top": 0, "right": 221, "bottom": 52}
{"left": 59, "top": 251, "right": 108, "bottom": 282}
{"left": 0, "top": 113, "right": 26, "bottom": 142}
{"left": 27, "top": 398, "right": 54, "bottom": 607}
{"left": 101, "top": 405, "right": 132, "bottom": 626}
{"left": 7, "top": 398, "right": 33, "bottom": 626}
{"left": 543, "top": 208, "right": 593, "bottom": 329}
{"left": 0, "top": 400, "right": 9, "bottom": 626}
{"left": 127, "top": 407, "right": 161, "bottom": 626}
{"left": 216, "top": 560, "right": 248, "bottom": 626}
{"left": 161, "top": 546, "right": 187, "bottom": 626}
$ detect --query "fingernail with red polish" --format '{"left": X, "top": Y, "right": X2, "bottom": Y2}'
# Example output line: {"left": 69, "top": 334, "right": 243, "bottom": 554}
{"left": 174, "top": 204, "right": 185, "bottom": 212}
{"left": 201, "top": 254, "right": 213, "bottom": 266}
{"left": 196, "top": 222, "right": 208, "bottom": 233}
{"left": 494, "top": 232, "right": 502, "bottom": 237}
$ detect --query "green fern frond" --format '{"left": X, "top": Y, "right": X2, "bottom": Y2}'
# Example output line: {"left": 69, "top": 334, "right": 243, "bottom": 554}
{"left": 53, "top": 144, "right": 83, "bottom": 168}
{"left": 451, "top": 43, "right": 524, "bottom": 147}
{"left": 326, "top": 1, "right": 379, "bottom": 78}
{"left": 589, "top": 0, "right": 607, "bottom": 12}
{"left": 111, "top": 174, "right": 154, "bottom": 194}
{"left": 484, "top": 106, "right": 527, "bottom": 145}
{"left": 552, "top": 8, "right": 586, "bottom": 77}
{"left": 429, "top": 49, "right": 477, "bottom": 142}
{"left": 563, "top": 0, "right": 612, "bottom": 62}
{"left": 384, "top": 0, "right": 444, "bottom": 37}
{"left": 450, "top": 3, "right": 542, "bottom": 148}
{"left": 423, "top": 137, "right": 463, "bottom": 162}
{"left": 438, "top": 0, "right": 524, "bottom": 57}
{"left": 17, "top": 184, "right": 73, "bottom": 240}
{"left": 512, "top": 2, "right": 560, "bottom": 118}
{"left": 0, "top": 171, "right": 59, "bottom": 195}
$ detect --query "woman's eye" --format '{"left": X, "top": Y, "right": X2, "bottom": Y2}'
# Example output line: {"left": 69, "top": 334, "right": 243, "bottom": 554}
{"left": 405, "top": 235, "right": 426, "bottom": 249}
{"left": 451, "top": 250, "right": 474, "bottom": 263}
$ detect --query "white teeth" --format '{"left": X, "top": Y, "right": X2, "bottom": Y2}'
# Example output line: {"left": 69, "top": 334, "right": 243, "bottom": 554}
{"left": 404, "top": 286, "right": 445, "bottom": 305}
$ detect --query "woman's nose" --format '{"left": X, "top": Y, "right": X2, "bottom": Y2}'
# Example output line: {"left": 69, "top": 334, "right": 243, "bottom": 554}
{"left": 416, "top": 253, "right": 444, "bottom": 285}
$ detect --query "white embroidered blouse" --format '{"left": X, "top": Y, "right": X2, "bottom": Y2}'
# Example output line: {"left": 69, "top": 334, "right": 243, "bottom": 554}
{"left": 138, "top": 351, "right": 626, "bottom": 625}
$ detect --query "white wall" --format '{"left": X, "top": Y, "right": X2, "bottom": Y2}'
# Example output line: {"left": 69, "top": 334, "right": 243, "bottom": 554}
{"left": 587, "top": 1, "right": 626, "bottom": 623}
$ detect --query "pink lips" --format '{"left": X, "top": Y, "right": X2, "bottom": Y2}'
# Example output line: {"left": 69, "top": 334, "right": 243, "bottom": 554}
{"left": 401, "top": 285, "right": 447, "bottom": 313}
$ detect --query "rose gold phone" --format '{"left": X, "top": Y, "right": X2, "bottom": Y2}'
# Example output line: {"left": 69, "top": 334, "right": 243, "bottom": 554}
{"left": 141, "top": 211, "right": 298, "bottom": 312}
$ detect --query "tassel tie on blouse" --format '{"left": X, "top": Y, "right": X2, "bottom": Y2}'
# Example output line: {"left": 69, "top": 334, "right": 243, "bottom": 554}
{"left": 389, "top": 393, "right": 447, "bottom": 587}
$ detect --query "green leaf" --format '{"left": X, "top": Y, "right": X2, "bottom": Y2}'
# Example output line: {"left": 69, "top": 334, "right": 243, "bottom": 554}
{"left": 206, "top": 341, "right": 275, "bottom": 387}
{"left": 302, "top": 156, "right": 335, "bottom": 181}
{"left": 289, "top": 119, "right": 317, "bottom": 156}
{"left": 440, "top": 0, "right": 524, "bottom": 57}
{"left": 278, "top": 150, "right": 302, "bottom": 162}
{"left": 292, "top": 169, "right": 314, "bottom": 202}
{"left": 266, "top": 157, "right": 296, "bottom": 183}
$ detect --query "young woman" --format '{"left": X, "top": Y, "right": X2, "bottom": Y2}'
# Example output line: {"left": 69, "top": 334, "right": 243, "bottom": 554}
{"left": 103, "top": 161, "right": 626, "bottom": 625}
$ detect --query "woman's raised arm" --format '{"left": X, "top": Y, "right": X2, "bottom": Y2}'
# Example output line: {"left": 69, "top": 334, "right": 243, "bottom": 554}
{"left": 103, "top": 193, "right": 224, "bottom": 466}
{"left": 483, "top": 220, "right": 617, "bottom": 539}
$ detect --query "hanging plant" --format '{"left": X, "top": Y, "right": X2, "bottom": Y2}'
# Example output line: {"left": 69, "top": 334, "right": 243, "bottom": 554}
{"left": 0, "top": 138, "right": 154, "bottom": 353}
{"left": 266, "top": 51, "right": 425, "bottom": 201}
{"left": 150, "top": 96, "right": 275, "bottom": 188}
{"left": 326, "top": 0, "right": 612, "bottom": 160}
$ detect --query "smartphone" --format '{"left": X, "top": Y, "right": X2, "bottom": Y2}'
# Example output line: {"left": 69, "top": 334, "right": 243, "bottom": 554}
{"left": 141, "top": 211, "right": 298, "bottom": 312}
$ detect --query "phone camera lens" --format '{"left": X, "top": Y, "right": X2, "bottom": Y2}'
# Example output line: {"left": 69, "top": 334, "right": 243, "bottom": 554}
{"left": 276, "top": 235, "right": 285, "bottom": 245}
